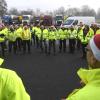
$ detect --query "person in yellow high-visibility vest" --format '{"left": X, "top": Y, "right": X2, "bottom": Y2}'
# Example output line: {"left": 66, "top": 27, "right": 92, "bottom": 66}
{"left": 42, "top": 26, "right": 49, "bottom": 54}
{"left": 0, "top": 25, "right": 6, "bottom": 56}
{"left": 22, "top": 25, "right": 31, "bottom": 54}
{"left": 15, "top": 25, "right": 23, "bottom": 52}
{"left": 34, "top": 25, "right": 41, "bottom": 48}
{"left": 7, "top": 26, "right": 17, "bottom": 54}
{"left": 0, "top": 58, "right": 30, "bottom": 100}
{"left": 58, "top": 26, "right": 68, "bottom": 53}
{"left": 79, "top": 25, "right": 94, "bottom": 58}
{"left": 67, "top": 26, "right": 77, "bottom": 53}
{"left": 48, "top": 26, "right": 57, "bottom": 55}
{"left": 76, "top": 22, "right": 84, "bottom": 50}
{"left": 31, "top": 24, "right": 35, "bottom": 46}
{"left": 63, "top": 34, "right": 100, "bottom": 100}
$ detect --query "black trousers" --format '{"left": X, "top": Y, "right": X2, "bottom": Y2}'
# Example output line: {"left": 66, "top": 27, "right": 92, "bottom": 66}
{"left": 16, "top": 38, "right": 22, "bottom": 51}
{"left": 59, "top": 39, "right": 66, "bottom": 52}
{"left": 32, "top": 34, "right": 35, "bottom": 46}
{"left": 81, "top": 43, "right": 88, "bottom": 58}
{"left": 8, "top": 41, "right": 17, "bottom": 54}
{"left": 43, "top": 40, "right": 48, "bottom": 54}
{"left": 36, "top": 36, "right": 39, "bottom": 48}
{"left": 69, "top": 39, "right": 76, "bottom": 53}
{"left": 48, "top": 40, "right": 56, "bottom": 54}
{"left": 0, "top": 42, "right": 5, "bottom": 56}
{"left": 76, "top": 39, "right": 81, "bottom": 50}
{"left": 40, "top": 39, "right": 48, "bottom": 53}
{"left": 23, "top": 40, "right": 31, "bottom": 53}
{"left": 39, "top": 39, "right": 43, "bottom": 52}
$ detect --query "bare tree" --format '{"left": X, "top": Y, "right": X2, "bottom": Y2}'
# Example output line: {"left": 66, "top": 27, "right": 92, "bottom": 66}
{"left": 35, "top": 8, "right": 42, "bottom": 16}
{"left": 54, "top": 7, "right": 65, "bottom": 16}
{"left": 96, "top": 8, "right": 100, "bottom": 18}
{"left": 80, "top": 5, "right": 96, "bottom": 16}
{"left": 89, "top": 9, "right": 96, "bottom": 16}
{"left": 0, "top": 0, "right": 7, "bottom": 16}
{"left": 66, "top": 8, "right": 81, "bottom": 16}
{"left": 8, "top": 8, "right": 19, "bottom": 15}
{"left": 20, "top": 9, "right": 33, "bottom": 15}
{"left": 57, "top": 7, "right": 65, "bottom": 16}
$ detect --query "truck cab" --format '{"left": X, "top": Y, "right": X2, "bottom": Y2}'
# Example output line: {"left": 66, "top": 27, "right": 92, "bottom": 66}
{"left": 41, "top": 15, "right": 53, "bottom": 26}
{"left": 2, "top": 15, "right": 12, "bottom": 25}
{"left": 55, "top": 15, "right": 63, "bottom": 26}
{"left": 22, "top": 15, "right": 32, "bottom": 24}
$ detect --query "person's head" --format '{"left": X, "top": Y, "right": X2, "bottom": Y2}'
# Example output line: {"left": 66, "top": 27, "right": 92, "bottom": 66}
{"left": 79, "top": 22, "right": 83, "bottom": 27}
{"left": 15, "top": 25, "right": 19, "bottom": 29}
{"left": 24, "top": 25, "right": 28, "bottom": 30}
{"left": 86, "top": 34, "right": 100, "bottom": 69}
{"left": 84, "top": 25, "right": 89, "bottom": 31}
{"left": 40, "top": 25, "right": 44, "bottom": 30}
{"left": 70, "top": 25, "right": 74, "bottom": 31}
{"left": 50, "top": 25, "right": 56, "bottom": 31}
{"left": 9, "top": 25, "right": 14, "bottom": 32}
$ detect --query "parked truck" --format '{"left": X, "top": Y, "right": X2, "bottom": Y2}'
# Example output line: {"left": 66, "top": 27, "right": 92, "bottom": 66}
{"left": 34, "top": 16, "right": 40, "bottom": 25}
{"left": 55, "top": 15, "right": 63, "bottom": 26}
{"left": 11, "top": 15, "right": 22, "bottom": 24}
{"left": 41, "top": 15, "right": 53, "bottom": 26}
{"left": 2, "top": 15, "right": 12, "bottom": 25}
{"left": 22, "top": 15, "right": 32, "bottom": 25}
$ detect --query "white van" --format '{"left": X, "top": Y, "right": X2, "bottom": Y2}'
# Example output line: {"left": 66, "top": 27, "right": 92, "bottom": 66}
{"left": 62, "top": 16, "right": 95, "bottom": 28}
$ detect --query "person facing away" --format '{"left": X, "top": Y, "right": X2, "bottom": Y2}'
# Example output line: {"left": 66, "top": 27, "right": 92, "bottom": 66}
{"left": 0, "top": 58, "right": 30, "bottom": 100}
{"left": 65, "top": 34, "right": 100, "bottom": 100}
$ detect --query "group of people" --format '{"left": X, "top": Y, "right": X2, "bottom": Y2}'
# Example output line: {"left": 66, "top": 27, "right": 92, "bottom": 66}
{"left": 0, "top": 22, "right": 100, "bottom": 57}
{"left": 0, "top": 33, "right": 100, "bottom": 100}
{"left": 0, "top": 22, "right": 100, "bottom": 100}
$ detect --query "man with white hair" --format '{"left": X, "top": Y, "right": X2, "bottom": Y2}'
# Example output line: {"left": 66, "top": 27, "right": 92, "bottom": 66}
{"left": 64, "top": 34, "right": 100, "bottom": 100}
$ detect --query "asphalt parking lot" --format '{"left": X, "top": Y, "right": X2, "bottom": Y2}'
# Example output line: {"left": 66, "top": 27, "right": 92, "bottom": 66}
{"left": 3, "top": 45, "right": 87, "bottom": 100}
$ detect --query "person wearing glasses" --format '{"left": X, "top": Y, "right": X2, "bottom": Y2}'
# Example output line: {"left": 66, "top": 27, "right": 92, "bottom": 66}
{"left": 64, "top": 34, "right": 100, "bottom": 100}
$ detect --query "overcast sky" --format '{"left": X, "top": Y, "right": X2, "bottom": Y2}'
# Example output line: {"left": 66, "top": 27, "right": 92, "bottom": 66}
{"left": 6, "top": 0, "right": 100, "bottom": 12}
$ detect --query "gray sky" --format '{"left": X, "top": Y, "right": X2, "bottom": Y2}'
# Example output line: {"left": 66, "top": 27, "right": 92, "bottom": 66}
{"left": 6, "top": 0, "right": 100, "bottom": 12}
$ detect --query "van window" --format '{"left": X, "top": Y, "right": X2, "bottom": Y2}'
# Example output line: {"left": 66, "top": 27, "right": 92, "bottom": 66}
{"left": 73, "top": 20, "right": 78, "bottom": 25}
{"left": 63, "top": 19, "right": 74, "bottom": 25}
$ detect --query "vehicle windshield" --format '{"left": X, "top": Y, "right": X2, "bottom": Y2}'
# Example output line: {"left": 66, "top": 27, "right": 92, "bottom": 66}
{"left": 63, "top": 19, "right": 74, "bottom": 25}
{"left": 13, "top": 17, "right": 18, "bottom": 20}
{"left": 23, "top": 16, "right": 29, "bottom": 20}
{"left": 56, "top": 16, "right": 63, "bottom": 20}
